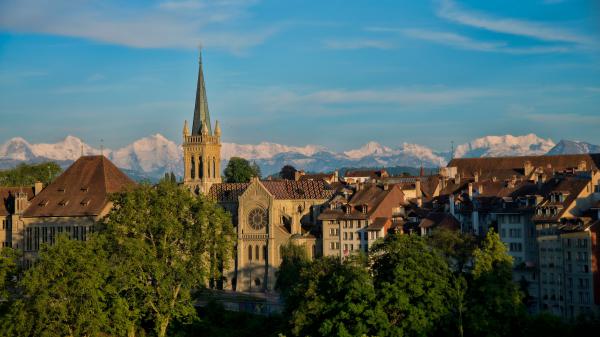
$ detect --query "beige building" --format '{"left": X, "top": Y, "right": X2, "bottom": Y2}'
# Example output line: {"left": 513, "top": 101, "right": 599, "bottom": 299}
{"left": 319, "top": 184, "right": 405, "bottom": 258}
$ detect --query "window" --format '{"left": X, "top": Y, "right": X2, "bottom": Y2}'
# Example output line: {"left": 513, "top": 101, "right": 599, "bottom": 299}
{"left": 335, "top": 242, "right": 340, "bottom": 249}
{"left": 343, "top": 232, "right": 348, "bottom": 240}
{"left": 262, "top": 245, "right": 267, "bottom": 261}
{"left": 330, "top": 242, "right": 335, "bottom": 250}
{"left": 501, "top": 228, "right": 506, "bottom": 238}
{"left": 508, "top": 215, "right": 520, "bottom": 223}
{"left": 349, "top": 232, "right": 353, "bottom": 240}
{"left": 248, "top": 245, "right": 253, "bottom": 261}
{"left": 255, "top": 245, "right": 260, "bottom": 261}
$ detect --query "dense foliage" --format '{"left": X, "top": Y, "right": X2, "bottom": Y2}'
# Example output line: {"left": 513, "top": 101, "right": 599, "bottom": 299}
{"left": 0, "top": 162, "right": 62, "bottom": 186}
{"left": 279, "top": 165, "right": 297, "bottom": 180}
{"left": 0, "top": 181, "right": 235, "bottom": 337}
{"left": 223, "top": 157, "right": 261, "bottom": 183}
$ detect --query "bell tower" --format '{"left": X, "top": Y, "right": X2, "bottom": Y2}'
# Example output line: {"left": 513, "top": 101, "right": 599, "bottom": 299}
{"left": 183, "top": 51, "right": 222, "bottom": 195}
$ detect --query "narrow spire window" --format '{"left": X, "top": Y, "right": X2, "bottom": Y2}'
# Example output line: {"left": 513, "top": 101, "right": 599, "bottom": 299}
{"left": 248, "top": 245, "right": 253, "bottom": 261}
{"left": 199, "top": 156, "right": 204, "bottom": 179}
{"left": 191, "top": 156, "right": 196, "bottom": 179}
{"left": 213, "top": 157, "right": 216, "bottom": 179}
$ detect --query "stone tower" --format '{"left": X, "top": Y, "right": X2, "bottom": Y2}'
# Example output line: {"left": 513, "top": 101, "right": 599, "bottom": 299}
{"left": 183, "top": 52, "right": 222, "bottom": 195}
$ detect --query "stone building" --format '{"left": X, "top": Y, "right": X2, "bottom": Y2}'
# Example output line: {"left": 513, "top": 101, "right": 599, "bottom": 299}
{"left": 209, "top": 179, "right": 334, "bottom": 292}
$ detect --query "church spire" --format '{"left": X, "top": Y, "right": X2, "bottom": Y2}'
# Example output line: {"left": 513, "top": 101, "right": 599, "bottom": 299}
{"left": 191, "top": 50, "right": 212, "bottom": 135}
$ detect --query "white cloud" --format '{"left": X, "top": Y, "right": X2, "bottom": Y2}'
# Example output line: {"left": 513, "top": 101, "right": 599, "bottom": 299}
{"left": 437, "top": 0, "right": 596, "bottom": 47}
{"left": 0, "top": 0, "right": 274, "bottom": 53}
{"left": 323, "top": 39, "right": 394, "bottom": 50}
{"left": 402, "top": 28, "right": 570, "bottom": 54}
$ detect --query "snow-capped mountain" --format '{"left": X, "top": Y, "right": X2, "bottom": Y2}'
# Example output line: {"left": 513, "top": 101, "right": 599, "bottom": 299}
{"left": 1, "top": 134, "right": 597, "bottom": 180}
{"left": 546, "top": 140, "right": 600, "bottom": 156}
{"left": 453, "top": 134, "right": 555, "bottom": 158}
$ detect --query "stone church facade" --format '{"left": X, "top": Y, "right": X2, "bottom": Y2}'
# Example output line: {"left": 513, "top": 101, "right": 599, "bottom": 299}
{"left": 183, "top": 54, "right": 333, "bottom": 292}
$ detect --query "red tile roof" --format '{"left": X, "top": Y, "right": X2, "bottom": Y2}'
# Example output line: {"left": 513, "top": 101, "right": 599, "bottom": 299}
{"left": 23, "top": 156, "right": 135, "bottom": 218}
{"left": 209, "top": 180, "right": 335, "bottom": 202}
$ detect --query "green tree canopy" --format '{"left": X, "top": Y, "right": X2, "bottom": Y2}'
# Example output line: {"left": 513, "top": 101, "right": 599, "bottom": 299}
{"left": 223, "top": 157, "right": 260, "bottom": 183}
{"left": 101, "top": 181, "right": 235, "bottom": 337}
{"left": 275, "top": 242, "right": 310, "bottom": 314}
{"left": 288, "top": 257, "right": 387, "bottom": 337}
{"left": 0, "top": 162, "right": 62, "bottom": 186}
{"left": 464, "top": 229, "right": 525, "bottom": 337}
{"left": 370, "top": 233, "right": 452, "bottom": 337}
{"left": 279, "top": 165, "right": 297, "bottom": 180}
{"left": 0, "top": 236, "right": 113, "bottom": 337}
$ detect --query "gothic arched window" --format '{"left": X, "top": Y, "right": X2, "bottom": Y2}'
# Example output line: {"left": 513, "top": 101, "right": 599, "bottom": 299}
{"left": 213, "top": 157, "right": 216, "bottom": 178}
{"left": 248, "top": 245, "right": 252, "bottom": 261}
{"left": 262, "top": 245, "right": 267, "bottom": 261}
{"left": 199, "top": 156, "right": 204, "bottom": 179}
{"left": 190, "top": 156, "right": 196, "bottom": 179}
{"left": 255, "top": 245, "right": 260, "bottom": 261}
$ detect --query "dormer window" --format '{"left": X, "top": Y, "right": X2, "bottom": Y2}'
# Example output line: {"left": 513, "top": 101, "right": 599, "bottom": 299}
{"left": 80, "top": 198, "right": 91, "bottom": 206}
{"left": 559, "top": 194, "right": 565, "bottom": 203}
{"left": 57, "top": 187, "right": 66, "bottom": 193}
{"left": 362, "top": 204, "right": 368, "bottom": 214}
{"left": 345, "top": 205, "right": 351, "bottom": 214}
{"left": 58, "top": 200, "right": 69, "bottom": 206}
{"left": 38, "top": 200, "right": 49, "bottom": 207}
{"left": 80, "top": 187, "right": 89, "bottom": 193}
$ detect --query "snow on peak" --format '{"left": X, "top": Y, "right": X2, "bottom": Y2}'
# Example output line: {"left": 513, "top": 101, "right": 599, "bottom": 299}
{"left": 454, "top": 134, "right": 556, "bottom": 158}
{"left": 221, "top": 142, "right": 325, "bottom": 160}
{"left": 0, "top": 137, "right": 34, "bottom": 161}
{"left": 344, "top": 141, "right": 396, "bottom": 159}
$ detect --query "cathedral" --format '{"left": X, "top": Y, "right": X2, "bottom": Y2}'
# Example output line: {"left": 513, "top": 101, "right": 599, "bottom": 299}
{"left": 183, "top": 54, "right": 333, "bottom": 292}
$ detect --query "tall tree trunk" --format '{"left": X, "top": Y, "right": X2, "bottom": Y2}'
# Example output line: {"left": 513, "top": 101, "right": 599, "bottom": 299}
{"left": 158, "top": 317, "right": 170, "bottom": 337}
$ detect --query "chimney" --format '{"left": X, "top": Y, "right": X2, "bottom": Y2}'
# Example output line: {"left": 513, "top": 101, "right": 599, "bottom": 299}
{"left": 415, "top": 179, "right": 422, "bottom": 199}
{"left": 524, "top": 161, "right": 533, "bottom": 177}
{"left": 468, "top": 183, "right": 473, "bottom": 199}
{"left": 449, "top": 194, "right": 455, "bottom": 216}
{"left": 34, "top": 181, "right": 43, "bottom": 196}
{"left": 334, "top": 170, "right": 339, "bottom": 182}
{"left": 14, "top": 191, "right": 28, "bottom": 215}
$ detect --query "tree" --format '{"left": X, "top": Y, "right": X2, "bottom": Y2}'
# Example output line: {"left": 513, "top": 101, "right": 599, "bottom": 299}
{"left": 279, "top": 165, "right": 297, "bottom": 180}
{"left": 101, "top": 181, "right": 235, "bottom": 337}
{"left": 0, "top": 236, "right": 113, "bottom": 337}
{"left": 0, "top": 247, "right": 19, "bottom": 315}
{"left": 0, "top": 162, "right": 62, "bottom": 186}
{"left": 370, "top": 233, "right": 452, "bottom": 337}
{"left": 288, "top": 257, "right": 388, "bottom": 337}
{"left": 464, "top": 229, "right": 525, "bottom": 337}
{"left": 223, "top": 157, "right": 260, "bottom": 183}
{"left": 275, "top": 242, "right": 310, "bottom": 314}
{"left": 428, "top": 228, "right": 477, "bottom": 274}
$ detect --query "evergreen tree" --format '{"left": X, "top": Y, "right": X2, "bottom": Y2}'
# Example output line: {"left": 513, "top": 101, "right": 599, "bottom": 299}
{"left": 279, "top": 165, "right": 297, "bottom": 180}
{"left": 0, "top": 162, "right": 61, "bottom": 186}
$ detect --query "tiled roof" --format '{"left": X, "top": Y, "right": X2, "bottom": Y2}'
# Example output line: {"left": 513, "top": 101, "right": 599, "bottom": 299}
{"left": 419, "top": 212, "right": 460, "bottom": 230}
{"left": 448, "top": 153, "right": 600, "bottom": 177}
{"left": 23, "top": 156, "right": 135, "bottom": 218}
{"left": 262, "top": 180, "right": 335, "bottom": 200}
{"left": 367, "top": 217, "right": 389, "bottom": 230}
{"left": 532, "top": 176, "right": 590, "bottom": 221}
{"left": 209, "top": 179, "right": 335, "bottom": 202}
{"left": 0, "top": 187, "right": 34, "bottom": 216}
{"left": 208, "top": 182, "right": 250, "bottom": 202}
{"left": 345, "top": 169, "right": 387, "bottom": 178}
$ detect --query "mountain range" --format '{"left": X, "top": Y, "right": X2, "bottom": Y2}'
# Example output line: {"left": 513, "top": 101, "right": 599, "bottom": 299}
{"left": 1, "top": 134, "right": 598, "bottom": 181}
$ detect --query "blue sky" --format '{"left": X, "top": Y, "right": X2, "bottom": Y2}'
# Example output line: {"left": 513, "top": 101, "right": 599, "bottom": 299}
{"left": 1, "top": 0, "right": 599, "bottom": 151}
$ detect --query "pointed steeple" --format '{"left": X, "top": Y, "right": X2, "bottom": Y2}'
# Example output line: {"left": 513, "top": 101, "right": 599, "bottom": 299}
{"left": 191, "top": 50, "right": 212, "bottom": 135}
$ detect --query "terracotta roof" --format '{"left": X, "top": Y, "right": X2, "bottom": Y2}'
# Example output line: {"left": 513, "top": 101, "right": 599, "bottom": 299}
{"left": 319, "top": 185, "right": 404, "bottom": 220}
{"left": 345, "top": 169, "right": 388, "bottom": 179}
{"left": 532, "top": 176, "right": 590, "bottom": 221}
{"left": 448, "top": 153, "right": 600, "bottom": 177}
{"left": 367, "top": 217, "right": 389, "bottom": 230}
{"left": 419, "top": 212, "right": 460, "bottom": 230}
{"left": 0, "top": 187, "right": 34, "bottom": 216}
{"left": 208, "top": 182, "right": 250, "bottom": 202}
{"left": 261, "top": 180, "right": 334, "bottom": 200}
{"left": 209, "top": 180, "right": 334, "bottom": 202}
{"left": 23, "top": 156, "right": 135, "bottom": 218}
